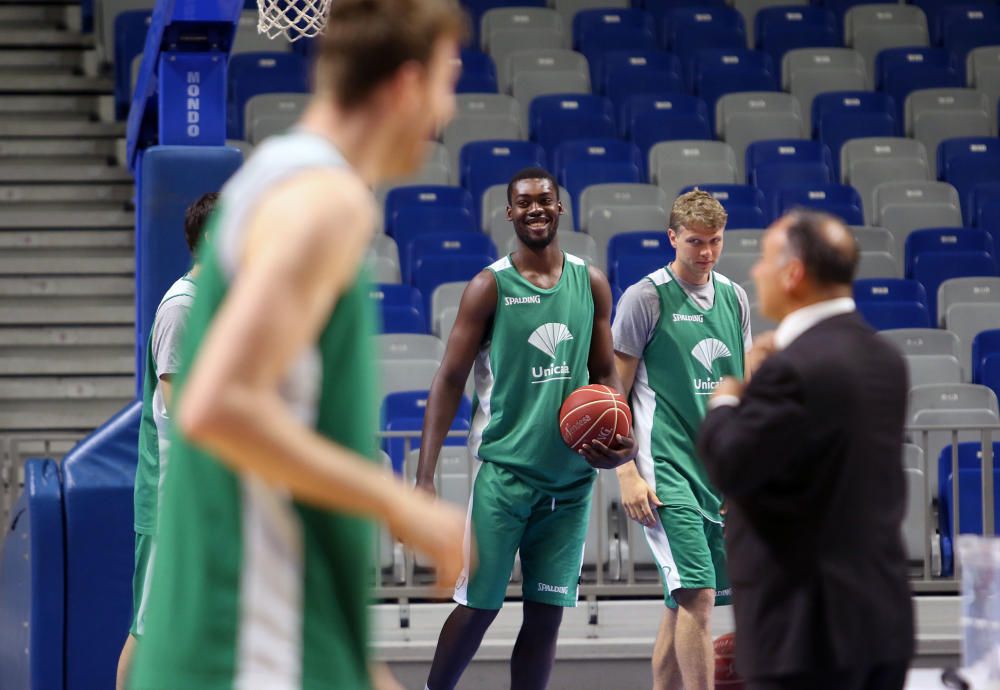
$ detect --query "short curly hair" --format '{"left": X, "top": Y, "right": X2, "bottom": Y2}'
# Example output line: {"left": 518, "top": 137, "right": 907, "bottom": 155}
{"left": 669, "top": 189, "right": 728, "bottom": 233}
{"left": 184, "top": 192, "right": 219, "bottom": 254}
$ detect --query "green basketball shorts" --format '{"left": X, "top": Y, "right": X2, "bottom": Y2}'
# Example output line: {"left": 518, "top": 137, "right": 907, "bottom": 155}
{"left": 454, "top": 461, "right": 592, "bottom": 610}
{"left": 129, "top": 532, "right": 157, "bottom": 637}
{"left": 642, "top": 505, "right": 731, "bottom": 609}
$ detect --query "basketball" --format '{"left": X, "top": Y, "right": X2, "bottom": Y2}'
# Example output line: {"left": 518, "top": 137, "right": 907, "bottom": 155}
{"left": 714, "top": 632, "right": 744, "bottom": 689}
{"left": 558, "top": 384, "right": 632, "bottom": 451}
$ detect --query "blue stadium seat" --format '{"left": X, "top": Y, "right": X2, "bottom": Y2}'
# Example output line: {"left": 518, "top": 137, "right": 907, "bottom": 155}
{"left": 664, "top": 6, "right": 747, "bottom": 67}
{"left": 607, "top": 230, "right": 675, "bottom": 287}
{"left": 574, "top": 8, "right": 658, "bottom": 81}
{"left": 392, "top": 211, "right": 477, "bottom": 280}
{"left": 384, "top": 185, "right": 474, "bottom": 238}
{"left": 381, "top": 392, "right": 472, "bottom": 474}
{"left": 912, "top": 251, "right": 1000, "bottom": 321}
{"left": 613, "top": 252, "right": 675, "bottom": 292}
{"left": 939, "top": 442, "right": 1000, "bottom": 575}
{"left": 680, "top": 183, "right": 767, "bottom": 227}
{"left": 975, "top": 182, "right": 1000, "bottom": 258}
{"left": 560, "top": 160, "right": 642, "bottom": 226}
{"left": 774, "top": 184, "right": 865, "bottom": 226}
{"left": 113, "top": 10, "right": 151, "bottom": 119}
{"left": 459, "top": 140, "right": 547, "bottom": 221}
{"left": 552, "top": 139, "right": 643, "bottom": 186}
{"left": 747, "top": 139, "right": 834, "bottom": 205}
{"left": 875, "top": 47, "right": 953, "bottom": 91}
{"left": 626, "top": 93, "right": 712, "bottom": 169}
{"left": 880, "top": 53, "right": 963, "bottom": 125}
{"left": 405, "top": 233, "right": 497, "bottom": 285}
{"left": 982, "top": 355, "right": 1000, "bottom": 406}
{"left": 941, "top": 4, "right": 1000, "bottom": 63}
{"left": 812, "top": 91, "right": 897, "bottom": 178}
{"left": 938, "top": 138, "right": 1000, "bottom": 225}
{"left": 0, "top": 459, "right": 64, "bottom": 690}
{"left": 911, "top": 0, "right": 983, "bottom": 44}
{"left": 529, "top": 94, "right": 617, "bottom": 167}
{"left": 457, "top": 49, "right": 499, "bottom": 94}
{"left": 694, "top": 49, "right": 779, "bottom": 119}
{"left": 905, "top": 228, "right": 996, "bottom": 279}
{"left": 370, "top": 283, "right": 423, "bottom": 312}
{"left": 746, "top": 139, "right": 834, "bottom": 181}
{"left": 597, "top": 50, "right": 685, "bottom": 113}
{"left": 414, "top": 254, "right": 495, "bottom": 316}
{"left": 755, "top": 6, "right": 840, "bottom": 69}
{"left": 854, "top": 277, "right": 931, "bottom": 328}
{"left": 227, "top": 52, "right": 309, "bottom": 139}
{"left": 972, "top": 328, "right": 1000, "bottom": 383}
{"left": 380, "top": 306, "right": 427, "bottom": 334}
{"left": 643, "top": 0, "right": 726, "bottom": 27}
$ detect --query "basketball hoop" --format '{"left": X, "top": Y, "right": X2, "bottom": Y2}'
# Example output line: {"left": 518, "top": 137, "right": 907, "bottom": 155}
{"left": 257, "top": 0, "right": 332, "bottom": 42}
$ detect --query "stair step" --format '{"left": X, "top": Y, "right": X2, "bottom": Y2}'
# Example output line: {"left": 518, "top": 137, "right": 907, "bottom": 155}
{"left": 0, "top": 184, "right": 132, "bottom": 203}
{"left": 0, "top": 230, "right": 133, "bottom": 248}
{"left": 0, "top": 6, "right": 70, "bottom": 22}
{"left": 0, "top": 326, "right": 134, "bottom": 347}
{"left": 0, "top": 298, "right": 134, "bottom": 325}
{"left": 0, "top": 251, "right": 134, "bottom": 275}
{"left": 0, "top": 50, "right": 82, "bottom": 69}
{"left": 0, "top": 346, "right": 134, "bottom": 375}
{"left": 0, "top": 207, "right": 132, "bottom": 229}
{"left": 0, "top": 397, "right": 133, "bottom": 431}
{"left": 0, "top": 29, "right": 93, "bottom": 49}
{"left": 0, "top": 375, "right": 133, "bottom": 399}
{"left": 0, "top": 95, "right": 96, "bottom": 113}
{"left": 0, "top": 120, "right": 123, "bottom": 136}
{"left": 0, "top": 138, "right": 116, "bottom": 157}
{"left": 0, "top": 163, "right": 131, "bottom": 183}
{"left": 0, "top": 73, "right": 109, "bottom": 92}
{"left": 0, "top": 276, "right": 133, "bottom": 296}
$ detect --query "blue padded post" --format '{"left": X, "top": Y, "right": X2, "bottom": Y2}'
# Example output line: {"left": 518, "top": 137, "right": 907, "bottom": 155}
{"left": 61, "top": 402, "right": 142, "bottom": 690}
{"left": 159, "top": 50, "right": 228, "bottom": 146}
{"left": 135, "top": 145, "right": 242, "bottom": 391}
{"left": 0, "top": 459, "right": 65, "bottom": 690}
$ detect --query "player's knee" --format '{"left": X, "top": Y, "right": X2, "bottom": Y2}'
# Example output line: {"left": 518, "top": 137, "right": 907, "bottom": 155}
{"left": 673, "top": 588, "right": 714, "bottom": 625}
{"left": 522, "top": 600, "right": 564, "bottom": 632}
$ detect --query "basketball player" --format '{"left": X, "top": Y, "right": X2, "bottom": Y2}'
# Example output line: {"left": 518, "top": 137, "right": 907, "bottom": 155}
{"left": 611, "top": 189, "right": 753, "bottom": 690}
{"left": 128, "top": 1, "right": 468, "bottom": 688}
{"left": 115, "top": 192, "right": 217, "bottom": 690}
{"left": 416, "top": 167, "right": 636, "bottom": 690}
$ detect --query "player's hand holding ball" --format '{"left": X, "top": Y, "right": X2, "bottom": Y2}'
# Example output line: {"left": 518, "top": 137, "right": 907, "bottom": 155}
{"left": 559, "top": 384, "right": 636, "bottom": 470}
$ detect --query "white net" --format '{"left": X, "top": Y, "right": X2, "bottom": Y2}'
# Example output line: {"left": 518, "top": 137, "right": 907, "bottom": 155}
{"left": 257, "top": 0, "right": 332, "bottom": 42}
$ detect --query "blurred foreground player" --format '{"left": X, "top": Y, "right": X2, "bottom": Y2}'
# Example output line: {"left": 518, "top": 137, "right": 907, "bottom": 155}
{"left": 698, "top": 211, "right": 914, "bottom": 690}
{"left": 416, "top": 168, "right": 635, "bottom": 690}
{"left": 116, "top": 192, "right": 217, "bottom": 690}
{"left": 129, "top": 1, "right": 468, "bottom": 688}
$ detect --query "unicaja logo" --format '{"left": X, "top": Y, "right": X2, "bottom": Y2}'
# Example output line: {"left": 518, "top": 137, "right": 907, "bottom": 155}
{"left": 691, "top": 338, "right": 732, "bottom": 373}
{"left": 528, "top": 323, "right": 573, "bottom": 358}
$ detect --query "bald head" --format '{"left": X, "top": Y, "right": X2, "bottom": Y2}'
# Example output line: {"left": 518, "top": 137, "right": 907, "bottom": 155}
{"left": 779, "top": 210, "right": 859, "bottom": 288}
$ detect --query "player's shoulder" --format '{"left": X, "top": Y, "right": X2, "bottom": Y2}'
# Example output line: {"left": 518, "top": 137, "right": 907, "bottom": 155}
{"left": 156, "top": 274, "right": 196, "bottom": 313}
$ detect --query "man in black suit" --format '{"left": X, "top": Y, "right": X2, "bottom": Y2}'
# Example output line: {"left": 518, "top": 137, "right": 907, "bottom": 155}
{"left": 697, "top": 210, "right": 914, "bottom": 690}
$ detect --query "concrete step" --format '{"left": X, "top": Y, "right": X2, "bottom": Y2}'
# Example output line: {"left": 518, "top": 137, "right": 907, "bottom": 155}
{"left": 0, "top": 297, "right": 134, "bottom": 325}
{"left": 0, "top": 138, "right": 116, "bottom": 157}
{"left": 0, "top": 162, "right": 130, "bottom": 183}
{"left": 0, "top": 29, "right": 93, "bottom": 49}
{"left": 0, "top": 72, "right": 109, "bottom": 92}
{"left": 0, "top": 376, "right": 134, "bottom": 399}
{"left": 0, "top": 120, "right": 123, "bottom": 137}
{"left": 0, "top": 345, "right": 134, "bottom": 375}
{"left": 0, "top": 249, "right": 134, "bottom": 275}
{"left": 0, "top": 6, "right": 72, "bottom": 22}
{"left": 0, "top": 229, "right": 133, "bottom": 248}
{"left": 0, "top": 276, "right": 133, "bottom": 297}
{"left": 0, "top": 326, "right": 134, "bottom": 347}
{"left": 0, "top": 204, "right": 133, "bottom": 229}
{"left": 0, "top": 95, "right": 97, "bottom": 114}
{"left": 0, "top": 50, "right": 82, "bottom": 69}
{"left": 0, "top": 184, "right": 132, "bottom": 203}
{"left": 0, "top": 397, "right": 132, "bottom": 431}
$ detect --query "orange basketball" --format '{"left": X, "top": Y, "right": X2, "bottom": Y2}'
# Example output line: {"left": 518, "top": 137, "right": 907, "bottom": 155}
{"left": 558, "top": 384, "right": 632, "bottom": 451}
{"left": 714, "top": 632, "right": 744, "bottom": 689}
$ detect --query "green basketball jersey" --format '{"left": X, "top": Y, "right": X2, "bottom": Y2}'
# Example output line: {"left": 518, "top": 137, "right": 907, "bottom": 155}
{"left": 631, "top": 267, "right": 745, "bottom": 519}
{"left": 134, "top": 273, "right": 195, "bottom": 535}
{"left": 470, "top": 252, "right": 595, "bottom": 499}
{"left": 130, "top": 132, "right": 378, "bottom": 690}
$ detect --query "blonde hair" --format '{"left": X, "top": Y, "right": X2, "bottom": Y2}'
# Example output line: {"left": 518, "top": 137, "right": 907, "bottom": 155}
{"left": 669, "top": 189, "right": 728, "bottom": 233}
{"left": 315, "top": 0, "right": 469, "bottom": 109}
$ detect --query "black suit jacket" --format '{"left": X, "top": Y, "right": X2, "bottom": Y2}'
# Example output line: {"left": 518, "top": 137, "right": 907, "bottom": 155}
{"left": 697, "top": 311, "right": 914, "bottom": 680}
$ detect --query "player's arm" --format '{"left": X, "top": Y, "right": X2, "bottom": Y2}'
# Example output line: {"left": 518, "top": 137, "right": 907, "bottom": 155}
{"left": 415, "top": 270, "right": 497, "bottom": 495}
{"left": 578, "top": 265, "right": 637, "bottom": 470}
{"left": 177, "top": 170, "right": 463, "bottom": 584}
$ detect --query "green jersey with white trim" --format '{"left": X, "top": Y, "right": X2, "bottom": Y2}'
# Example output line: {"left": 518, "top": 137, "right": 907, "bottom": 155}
{"left": 130, "top": 131, "right": 378, "bottom": 690}
{"left": 470, "top": 252, "right": 595, "bottom": 499}
{"left": 631, "top": 267, "right": 745, "bottom": 517}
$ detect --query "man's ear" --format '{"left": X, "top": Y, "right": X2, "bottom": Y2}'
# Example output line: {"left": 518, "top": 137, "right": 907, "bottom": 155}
{"left": 506, "top": 205, "right": 513, "bottom": 222}
{"left": 667, "top": 227, "right": 679, "bottom": 249}
{"left": 557, "top": 201, "right": 565, "bottom": 215}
